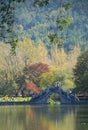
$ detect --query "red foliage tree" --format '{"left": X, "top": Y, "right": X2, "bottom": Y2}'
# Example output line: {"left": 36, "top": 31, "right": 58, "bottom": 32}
{"left": 24, "top": 62, "right": 49, "bottom": 86}
{"left": 25, "top": 82, "right": 40, "bottom": 94}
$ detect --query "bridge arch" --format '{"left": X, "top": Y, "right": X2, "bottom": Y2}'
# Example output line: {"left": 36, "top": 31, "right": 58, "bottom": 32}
{"left": 29, "top": 86, "right": 79, "bottom": 104}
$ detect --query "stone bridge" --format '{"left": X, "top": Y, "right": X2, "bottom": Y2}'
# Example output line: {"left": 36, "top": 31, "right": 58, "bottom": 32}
{"left": 29, "top": 85, "right": 79, "bottom": 104}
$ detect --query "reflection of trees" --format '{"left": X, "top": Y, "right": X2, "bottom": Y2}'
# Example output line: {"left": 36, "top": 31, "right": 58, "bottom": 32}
{"left": 74, "top": 105, "right": 88, "bottom": 130}
{"left": 0, "top": 105, "right": 79, "bottom": 130}
{"left": 30, "top": 105, "right": 78, "bottom": 122}
{"left": 0, "top": 106, "right": 27, "bottom": 130}
{"left": 26, "top": 105, "right": 78, "bottom": 130}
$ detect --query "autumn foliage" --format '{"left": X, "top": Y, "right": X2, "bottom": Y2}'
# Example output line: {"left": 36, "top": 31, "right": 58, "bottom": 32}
{"left": 25, "top": 62, "right": 49, "bottom": 76}
{"left": 25, "top": 82, "right": 40, "bottom": 94}
{"left": 0, "top": 38, "right": 80, "bottom": 96}
{"left": 24, "top": 62, "right": 49, "bottom": 86}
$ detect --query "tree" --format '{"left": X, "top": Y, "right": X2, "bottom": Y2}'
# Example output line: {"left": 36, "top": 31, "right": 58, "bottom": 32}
{"left": 68, "top": 46, "right": 80, "bottom": 70}
{"left": 25, "top": 82, "right": 40, "bottom": 95}
{"left": 0, "top": 39, "right": 49, "bottom": 96}
{"left": 24, "top": 62, "right": 49, "bottom": 86}
{"left": 0, "top": 42, "right": 25, "bottom": 96}
{"left": 51, "top": 48, "right": 67, "bottom": 66}
{"left": 17, "top": 37, "right": 36, "bottom": 66}
{"left": 36, "top": 40, "right": 49, "bottom": 64}
{"left": 39, "top": 65, "right": 65, "bottom": 89}
{"left": 73, "top": 49, "right": 88, "bottom": 94}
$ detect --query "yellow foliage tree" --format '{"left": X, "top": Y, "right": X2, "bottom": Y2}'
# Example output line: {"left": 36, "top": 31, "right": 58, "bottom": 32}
{"left": 51, "top": 48, "right": 67, "bottom": 68}
{"left": 68, "top": 46, "right": 80, "bottom": 69}
{"left": 36, "top": 40, "right": 49, "bottom": 64}
{"left": 39, "top": 65, "right": 65, "bottom": 89}
{"left": 17, "top": 37, "right": 36, "bottom": 66}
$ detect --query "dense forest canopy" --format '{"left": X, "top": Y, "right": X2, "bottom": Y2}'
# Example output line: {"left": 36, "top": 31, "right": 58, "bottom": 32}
{"left": 15, "top": 0, "right": 88, "bottom": 50}
{"left": 0, "top": 0, "right": 88, "bottom": 51}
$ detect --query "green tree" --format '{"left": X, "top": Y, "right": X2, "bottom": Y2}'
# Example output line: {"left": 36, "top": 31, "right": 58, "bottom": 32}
{"left": 73, "top": 49, "right": 88, "bottom": 94}
{"left": 39, "top": 65, "right": 65, "bottom": 89}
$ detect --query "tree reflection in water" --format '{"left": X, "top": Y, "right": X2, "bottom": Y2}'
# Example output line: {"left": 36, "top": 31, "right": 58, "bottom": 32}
{"left": 0, "top": 105, "right": 87, "bottom": 130}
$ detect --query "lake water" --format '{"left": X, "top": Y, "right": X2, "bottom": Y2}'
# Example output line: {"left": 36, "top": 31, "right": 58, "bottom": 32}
{"left": 0, "top": 105, "right": 88, "bottom": 130}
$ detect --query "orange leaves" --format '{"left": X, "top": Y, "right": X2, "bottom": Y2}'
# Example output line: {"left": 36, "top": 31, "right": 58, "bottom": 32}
{"left": 24, "top": 62, "right": 49, "bottom": 93}
{"left": 25, "top": 82, "right": 40, "bottom": 94}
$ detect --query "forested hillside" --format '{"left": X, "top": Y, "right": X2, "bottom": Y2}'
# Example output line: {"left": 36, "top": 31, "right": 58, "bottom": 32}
{"left": 14, "top": 0, "right": 88, "bottom": 51}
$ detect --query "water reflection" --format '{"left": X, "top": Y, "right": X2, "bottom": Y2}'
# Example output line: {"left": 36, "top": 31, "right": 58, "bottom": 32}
{"left": 75, "top": 105, "right": 88, "bottom": 130}
{"left": 0, "top": 105, "right": 88, "bottom": 130}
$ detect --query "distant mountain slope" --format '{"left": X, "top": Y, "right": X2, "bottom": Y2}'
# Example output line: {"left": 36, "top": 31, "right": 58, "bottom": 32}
{"left": 14, "top": 0, "right": 88, "bottom": 51}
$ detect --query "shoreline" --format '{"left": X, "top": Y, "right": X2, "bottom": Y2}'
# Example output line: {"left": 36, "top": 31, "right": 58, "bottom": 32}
{"left": 0, "top": 101, "right": 30, "bottom": 105}
{"left": 0, "top": 99, "right": 88, "bottom": 105}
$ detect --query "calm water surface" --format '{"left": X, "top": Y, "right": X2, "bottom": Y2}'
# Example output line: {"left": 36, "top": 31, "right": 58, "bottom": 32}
{"left": 0, "top": 105, "right": 88, "bottom": 130}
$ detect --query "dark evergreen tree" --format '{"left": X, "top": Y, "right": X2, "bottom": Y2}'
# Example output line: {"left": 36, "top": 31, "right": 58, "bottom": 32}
{"left": 73, "top": 49, "right": 88, "bottom": 94}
